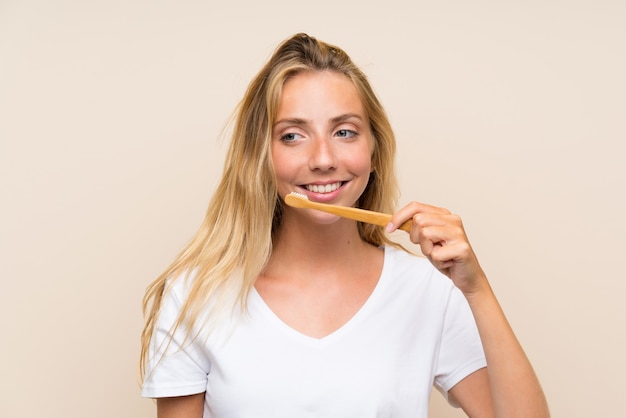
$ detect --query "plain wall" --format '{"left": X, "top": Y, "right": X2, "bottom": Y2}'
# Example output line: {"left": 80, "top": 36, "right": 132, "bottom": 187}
{"left": 1, "top": 1, "right": 625, "bottom": 417}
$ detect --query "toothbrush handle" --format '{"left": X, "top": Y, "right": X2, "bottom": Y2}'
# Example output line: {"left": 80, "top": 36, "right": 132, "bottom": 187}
{"left": 302, "top": 201, "right": 412, "bottom": 232}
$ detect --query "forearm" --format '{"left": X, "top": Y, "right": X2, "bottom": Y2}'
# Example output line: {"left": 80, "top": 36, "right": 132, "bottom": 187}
{"left": 466, "top": 282, "right": 550, "bottom": 418}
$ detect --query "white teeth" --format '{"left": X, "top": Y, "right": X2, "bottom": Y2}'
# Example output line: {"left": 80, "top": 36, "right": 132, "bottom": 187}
{"left": 305, "top": 182, "right": 342, "bottom": 194}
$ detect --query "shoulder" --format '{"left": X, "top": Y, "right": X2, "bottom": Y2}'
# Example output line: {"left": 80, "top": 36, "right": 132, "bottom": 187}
{"left": 384, "top": 245, "right": 428, "bottom": 268}
{"left": 161, "top": 269, "right": 197, "bottom": 308}
{"left": 380, "top": 245, "right": 457, "bottom": 303}
{"left": 383, "top": 245, "right": 448, "bottom": 285}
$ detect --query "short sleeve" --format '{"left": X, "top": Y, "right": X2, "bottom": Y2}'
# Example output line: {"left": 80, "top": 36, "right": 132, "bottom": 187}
{"left": 433, "top": 286, "right": 487, "bottom": 406}
{"left": 141, "top": 279, "right": 211, "bottom": 398}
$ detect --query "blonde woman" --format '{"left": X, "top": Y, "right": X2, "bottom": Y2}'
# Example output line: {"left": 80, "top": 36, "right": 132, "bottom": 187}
{"left": 140, "top": 33, "right": 549, "bottom": 418}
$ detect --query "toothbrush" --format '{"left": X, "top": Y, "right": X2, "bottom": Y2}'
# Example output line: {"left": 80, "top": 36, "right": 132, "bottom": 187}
{"left": 284, "top": 192, "right": 412, "bottom": 232}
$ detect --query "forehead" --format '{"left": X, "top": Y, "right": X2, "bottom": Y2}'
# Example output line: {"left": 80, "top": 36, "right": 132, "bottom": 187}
{"left": 276, "top": 70, "right": 365, "bottom": 119}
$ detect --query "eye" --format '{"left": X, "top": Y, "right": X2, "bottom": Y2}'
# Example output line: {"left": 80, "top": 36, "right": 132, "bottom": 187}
{"left": 279, "top": 132, "right": 304, "bottom": 142}
{"left": 335, "top": 129, "right": 357, "bottom": 139}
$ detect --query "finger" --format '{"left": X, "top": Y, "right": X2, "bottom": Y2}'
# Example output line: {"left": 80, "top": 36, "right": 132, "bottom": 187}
{"left": 429, "top": 240, "right": 474, "bottom": 266}
{"left": 387, "top": 201, "right": 450, "bottom": 232}
{"left": 411, "top": 224, "right": 471, "bottom": 273}
{"left": 408, "top": 216, "right": 464, "bottom": 246}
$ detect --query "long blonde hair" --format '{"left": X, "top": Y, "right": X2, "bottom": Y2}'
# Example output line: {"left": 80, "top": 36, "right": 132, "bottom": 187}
{"left": 140, "top": 33, "right": 401, "bottom": 379}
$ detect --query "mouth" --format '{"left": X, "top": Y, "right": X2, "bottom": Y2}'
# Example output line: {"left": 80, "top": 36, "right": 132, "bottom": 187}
{"left": 303, "top": 181, "right": 344, "bottom": 194}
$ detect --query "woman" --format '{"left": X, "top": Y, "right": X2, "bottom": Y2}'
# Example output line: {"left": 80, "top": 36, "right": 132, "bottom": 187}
{"left": 140, "top": 33, "right": 549, "bottom": 417}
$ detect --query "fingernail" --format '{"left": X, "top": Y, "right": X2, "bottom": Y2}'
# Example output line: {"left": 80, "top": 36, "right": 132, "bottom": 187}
{"left": 385, "top": 222, "right": 394, "bottom": 233}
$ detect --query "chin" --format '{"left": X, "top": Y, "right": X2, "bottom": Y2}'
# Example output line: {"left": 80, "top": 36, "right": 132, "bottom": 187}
{"left": 310, "top": 212, "right": 346, "bottom": 226}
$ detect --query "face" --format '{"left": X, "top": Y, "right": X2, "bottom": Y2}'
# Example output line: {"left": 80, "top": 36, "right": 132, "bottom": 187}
{"left": 271, "top": 70, "right": 374, "bottom": 225}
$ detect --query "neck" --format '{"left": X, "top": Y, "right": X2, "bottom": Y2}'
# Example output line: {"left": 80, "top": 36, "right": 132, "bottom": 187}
{"left": 266, "top": 215, "right": 375, "bottom": 278}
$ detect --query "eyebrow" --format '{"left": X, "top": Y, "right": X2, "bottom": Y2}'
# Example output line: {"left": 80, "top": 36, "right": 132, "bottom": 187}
{"left": 331, "top": 113, "right": 364, "bottom": 124}
{"left": 273, "top": 118, "right": 308, "bottom": 128}
{"left": 273, "top": 113, "right": 364, "bottom": 128}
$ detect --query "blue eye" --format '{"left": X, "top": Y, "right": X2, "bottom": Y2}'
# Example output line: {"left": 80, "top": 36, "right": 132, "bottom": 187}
{"left": 336, "top": 129, "right": 357, "bottom": 138}
{"left": 280, "top": 132, "right": 303, "bottom": 142}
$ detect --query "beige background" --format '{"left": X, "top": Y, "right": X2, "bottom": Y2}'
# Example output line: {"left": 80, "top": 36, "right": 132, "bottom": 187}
{"left": 1, "top": 0, "right": 625, "bottom": 417}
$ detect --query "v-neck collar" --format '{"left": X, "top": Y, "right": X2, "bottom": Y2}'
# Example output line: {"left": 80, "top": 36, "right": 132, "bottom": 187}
{"left": 249, "top": 246, "right": 393, "bottom": 346}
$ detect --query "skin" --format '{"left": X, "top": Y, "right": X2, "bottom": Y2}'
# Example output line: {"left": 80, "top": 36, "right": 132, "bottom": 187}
{"left": 156, "top": 70, "right": 549, "bottom": 417}
{"left": 157, "top": 394, "right": 204, "bottom": 418}
{"left": 388, "top": 202, "right": 550, "bottom": 417}
{"left": 271, "top": 70, "right": 375, "bottom": 221}
{"left": 258, "top": 70, "right": 383, "bottom": 339}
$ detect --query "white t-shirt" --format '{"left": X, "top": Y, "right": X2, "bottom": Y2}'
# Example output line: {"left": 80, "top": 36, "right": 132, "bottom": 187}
{"left": 142, "top": 246, "right": 486, "bottom": 417}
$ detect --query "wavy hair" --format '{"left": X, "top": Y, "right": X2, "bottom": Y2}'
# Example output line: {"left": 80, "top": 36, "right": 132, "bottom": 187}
{"left": 140, "top": 33, "right": 401, "bottom": 379}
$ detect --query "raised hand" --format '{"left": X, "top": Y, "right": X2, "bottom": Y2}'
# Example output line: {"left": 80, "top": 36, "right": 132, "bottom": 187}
{"left": 386, "top": 201, "right": 488, "bottom": 296}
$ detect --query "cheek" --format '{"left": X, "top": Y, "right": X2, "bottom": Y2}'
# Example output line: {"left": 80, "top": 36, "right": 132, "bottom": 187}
{"left": 349, "top": 145, "right": 374, "bottom": 175}
{"left": 271, "top": 146, "right": 299, "bottom": 189}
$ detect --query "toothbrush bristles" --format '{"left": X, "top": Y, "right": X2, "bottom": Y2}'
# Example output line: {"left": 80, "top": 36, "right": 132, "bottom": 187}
{"left": 289, "top": 192, "right": 308, "bottom": 200}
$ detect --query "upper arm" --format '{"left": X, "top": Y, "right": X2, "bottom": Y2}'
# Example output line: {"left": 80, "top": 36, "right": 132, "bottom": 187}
{"left": 447, "top": 368, "right": 494, "bottom": 418}
{"left": 156, "top": 393, "right": 205, "bottom": 418}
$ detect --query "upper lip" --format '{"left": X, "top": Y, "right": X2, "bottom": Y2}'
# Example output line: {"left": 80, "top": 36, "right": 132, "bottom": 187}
{"left": 300, "top": 180, "right": 345, "bottom": 187}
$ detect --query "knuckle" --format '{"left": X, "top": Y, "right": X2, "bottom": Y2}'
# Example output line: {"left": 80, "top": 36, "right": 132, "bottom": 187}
{"left": 457, "top": 241, "right": 472, "bottom": 256}
{"left": 411, "top": 212, "right": 426, "bottom": 226}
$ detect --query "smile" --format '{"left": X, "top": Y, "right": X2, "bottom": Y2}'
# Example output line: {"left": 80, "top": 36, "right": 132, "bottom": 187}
{"left": 305, "top": 182, "right": 343, "bottom": 194}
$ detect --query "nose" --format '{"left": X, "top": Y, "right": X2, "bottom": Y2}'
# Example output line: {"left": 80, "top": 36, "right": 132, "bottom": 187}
{"left": 308, "top": 136, "right": 337, "bottom": 171}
